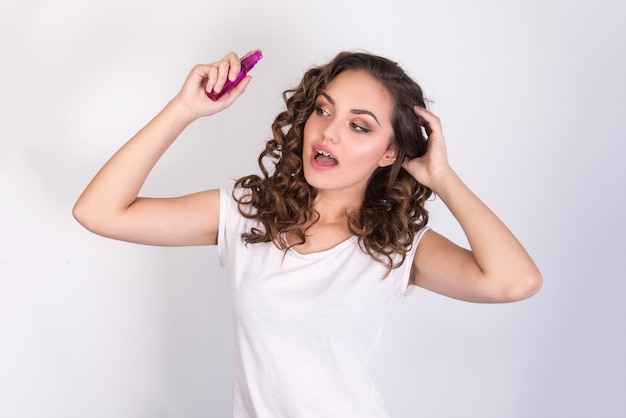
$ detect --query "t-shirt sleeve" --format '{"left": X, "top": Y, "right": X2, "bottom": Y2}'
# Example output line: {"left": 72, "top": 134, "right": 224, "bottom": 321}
{"left": 218, "top": 187, "right": 258, "bottom": 268}
{"left": 217, "top": 188, "right": 232, "bottom": 268}
{"left": 397, "top": 226, "right": 431, "bottom": 298}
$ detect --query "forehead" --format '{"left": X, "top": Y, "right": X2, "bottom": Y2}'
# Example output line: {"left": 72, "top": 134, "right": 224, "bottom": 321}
{"left": 323, "top": 70, "right": 394, "bottom": 120}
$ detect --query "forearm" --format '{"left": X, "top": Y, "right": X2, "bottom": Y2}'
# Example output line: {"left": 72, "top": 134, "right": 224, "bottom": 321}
{"left": 431, "top": 169, "right": 542, "bottom": 297}
{"left": 73, "top": 99, "right": 195, "bottom": 227}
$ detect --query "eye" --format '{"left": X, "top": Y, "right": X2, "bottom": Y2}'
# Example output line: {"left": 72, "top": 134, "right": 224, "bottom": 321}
{"left": 315, "top": 106, "right": 330, "bottom": 117}
{"left": 349, "top": 121, "right": 372, "bottom": 133}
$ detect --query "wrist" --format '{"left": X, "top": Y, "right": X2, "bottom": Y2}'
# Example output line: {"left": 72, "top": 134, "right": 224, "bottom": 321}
{"left": 428, "top": 167, "right": 460, "bottom": 196}
{"left": 167, "top": 96, "right": 202, "bottom": 126}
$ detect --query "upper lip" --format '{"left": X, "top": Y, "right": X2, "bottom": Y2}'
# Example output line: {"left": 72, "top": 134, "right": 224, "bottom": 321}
{"left": 312, "top": 144, "right": 337, "bottom": 160}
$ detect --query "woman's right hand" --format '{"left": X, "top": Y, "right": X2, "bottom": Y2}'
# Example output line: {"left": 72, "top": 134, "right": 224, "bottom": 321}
{"left": 171, "top": 50, "right": 260, "bottom": 122}
{"left": 73, "top": 50, "right": 259, "bottom": 246}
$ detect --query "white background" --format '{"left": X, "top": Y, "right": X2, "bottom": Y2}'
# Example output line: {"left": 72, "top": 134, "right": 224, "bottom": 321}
{"left": 1, "top": 0, "right": 625, "bottom": 417}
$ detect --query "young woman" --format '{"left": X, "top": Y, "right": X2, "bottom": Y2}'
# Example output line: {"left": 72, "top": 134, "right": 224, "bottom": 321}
{"left": 73, "top": 50, "right": 542, "bottom": 417}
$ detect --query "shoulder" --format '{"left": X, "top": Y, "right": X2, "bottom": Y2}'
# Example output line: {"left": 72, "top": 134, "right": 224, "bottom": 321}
{"left": 219, "top": 187, "right": 262, "bottom": 238}
{"left": 220, "top": 187, "right": 259, "bottom": 220}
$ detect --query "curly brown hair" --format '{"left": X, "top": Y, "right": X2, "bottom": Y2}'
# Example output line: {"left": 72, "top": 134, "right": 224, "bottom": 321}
{"left": 234, "top": 51, "right": 432, "bottom": 272}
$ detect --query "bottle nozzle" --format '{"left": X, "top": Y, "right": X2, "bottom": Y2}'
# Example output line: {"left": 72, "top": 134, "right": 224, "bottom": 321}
{"left": 241, "top": 51, "right": 263, "bottom": 72}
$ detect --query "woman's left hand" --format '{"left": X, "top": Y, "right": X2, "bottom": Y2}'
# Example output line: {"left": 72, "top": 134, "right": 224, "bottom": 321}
{"left": 402, "top": 106, "right": 454, "bottom": 191}
{"left": 405, "top": 106, "right": 542, "bottom": 303}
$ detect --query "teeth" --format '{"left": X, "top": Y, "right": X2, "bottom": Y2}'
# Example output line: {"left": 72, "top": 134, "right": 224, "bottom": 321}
{"left": 315, "top": 148, "right": 333, "bottom": 158}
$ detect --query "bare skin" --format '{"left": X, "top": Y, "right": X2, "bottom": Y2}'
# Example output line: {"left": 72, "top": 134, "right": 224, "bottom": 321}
{"left": 403, "top": 107, "right": 541, "bottom": 302}
{"left": 73, "top": 51, "right": 542, "bottom": 304}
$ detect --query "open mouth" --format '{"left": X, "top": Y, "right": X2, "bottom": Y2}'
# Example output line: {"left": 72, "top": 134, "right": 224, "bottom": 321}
{"left": 313, "top": 147, "right": 338, "bottom": 166}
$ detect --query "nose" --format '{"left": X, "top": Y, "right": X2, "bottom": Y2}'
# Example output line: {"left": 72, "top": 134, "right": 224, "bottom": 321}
{"left": 322, "top": 118, "right": 340, "bottom": 144}
{"left": 322, "top": 131, "right": 337, "bottom": 144}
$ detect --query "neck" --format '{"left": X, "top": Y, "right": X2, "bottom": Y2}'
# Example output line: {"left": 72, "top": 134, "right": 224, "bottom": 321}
{"left": 312, "top": 188, "right": 364, "bottom": 224}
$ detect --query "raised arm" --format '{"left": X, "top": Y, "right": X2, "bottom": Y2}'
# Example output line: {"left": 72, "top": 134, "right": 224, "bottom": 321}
{"left": 405, "top": 106, "right": 542, "bottom": 303}
{"left": 73, "top": 51, "right": 259, "bottom": 246}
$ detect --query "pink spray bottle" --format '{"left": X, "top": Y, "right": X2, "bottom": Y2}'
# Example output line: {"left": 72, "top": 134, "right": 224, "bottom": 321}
{"left": 207, "top": 51, "right": 263, "bottom": 100}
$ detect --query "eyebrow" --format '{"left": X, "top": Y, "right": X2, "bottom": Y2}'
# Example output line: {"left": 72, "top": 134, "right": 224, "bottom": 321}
{"left": 319, "top": 92, "right": 381, "bottom": 126}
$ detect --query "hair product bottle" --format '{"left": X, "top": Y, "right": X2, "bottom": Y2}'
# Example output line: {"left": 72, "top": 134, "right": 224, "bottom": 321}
{"left": 207, "top": 51, "right": 263, "bottom": 100}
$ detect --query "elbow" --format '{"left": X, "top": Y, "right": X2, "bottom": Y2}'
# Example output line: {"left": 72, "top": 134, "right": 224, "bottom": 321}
{"left": 72, "top": 199, "right": 101, "bottom": 234}
{"left": 73, "top": 198, "right": 128, "bottom": 240}
{"left": 528, "top": 269, "right": 543, "bottom": 297}
{"left": 72, "top": 200, "right": 85, "bottom": 225}
{"left": 502, "top": 268, "right": 543, "bottom": 302}
{"left": 72, "top": 200, "right": 91, "bottom": 230}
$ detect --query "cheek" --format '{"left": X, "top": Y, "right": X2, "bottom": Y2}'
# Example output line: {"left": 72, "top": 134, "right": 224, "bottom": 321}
{"left": 349, "top": 139, "right": 392, "bottom": 162}
{"left": 302, "top": 118, "right": 316, "bottom": 143}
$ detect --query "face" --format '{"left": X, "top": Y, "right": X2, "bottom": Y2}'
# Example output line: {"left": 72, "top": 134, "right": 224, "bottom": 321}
{"left": 302, "top": 70, "right": 397, "bottom": 197}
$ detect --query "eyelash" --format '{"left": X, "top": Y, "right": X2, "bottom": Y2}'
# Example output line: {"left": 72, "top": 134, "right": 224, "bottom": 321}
{"left": 350, "top": 122, "right": 371, "bottom": 133}
{"left": 315, "top": 106, "right": 329, "bottom": 117}
{"left": 314, "top": 106, "right": 372, "bottom": 133}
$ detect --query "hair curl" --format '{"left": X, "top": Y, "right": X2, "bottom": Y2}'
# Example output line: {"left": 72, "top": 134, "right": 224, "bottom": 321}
{"left": 234, "top": 51, "right": 432, "bottom": 272}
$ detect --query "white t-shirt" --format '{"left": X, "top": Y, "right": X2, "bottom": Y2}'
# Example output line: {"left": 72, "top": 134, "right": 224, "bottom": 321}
{"left": 218, "top": 188, "right": 429, "bottom": 417}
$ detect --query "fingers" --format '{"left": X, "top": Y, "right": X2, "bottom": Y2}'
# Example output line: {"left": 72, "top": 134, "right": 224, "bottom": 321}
{"left": 215, "top": 75, "right": 252, "bottom": 107}
{"left": 175, "top": 50, "right": 260, "bottom": 118}
{"left": 414, "top": 105, "right": 442, "bottom": 137}
{"left": 412, "top": 105, "right": 448, "bottom": 160}
{"left": 205, "top": 51, "right": 242, "bottom": 96}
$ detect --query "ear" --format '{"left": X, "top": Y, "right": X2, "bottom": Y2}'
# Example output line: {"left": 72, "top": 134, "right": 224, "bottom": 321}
{"left": 377, "top": 146, "right": 398, "bottom": 168}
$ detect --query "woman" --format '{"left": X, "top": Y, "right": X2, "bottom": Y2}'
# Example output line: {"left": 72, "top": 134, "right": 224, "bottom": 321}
{"left": 73, "top": 50, "right": 542, "bottom": 417}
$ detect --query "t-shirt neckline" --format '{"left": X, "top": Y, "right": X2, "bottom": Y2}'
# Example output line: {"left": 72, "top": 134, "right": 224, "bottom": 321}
{"left": 285, "top": 235, "right": 357, "bottom": 258}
